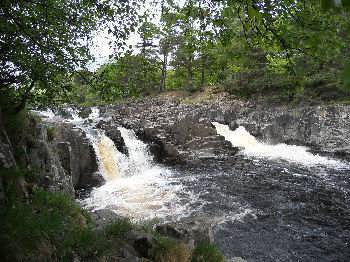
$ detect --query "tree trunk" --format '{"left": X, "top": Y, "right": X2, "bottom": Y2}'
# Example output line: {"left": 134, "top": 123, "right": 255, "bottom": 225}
{"left": 200, "top": 55, "right": 205, "bottom": 89}
{"left": 160, "top": 52, "right": 168, "bottom": 92}
{"left": 199, "top": 0, "right": 205, "bottom": 89}
{"left": 187, "top": 56, "right": 194, "bottom": 91}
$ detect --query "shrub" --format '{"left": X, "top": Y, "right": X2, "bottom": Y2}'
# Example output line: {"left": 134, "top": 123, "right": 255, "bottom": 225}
{"left": 0, "top": 188, "right": 99, "bottom": 261}
{"left": 104, "top": 218, "right": 133, "bottom": 237}
{"left": 191, "top": 243, "right": 224, "bottom": 262}
{"left": 153, "top": 236, "right": 191, "bottom": 262}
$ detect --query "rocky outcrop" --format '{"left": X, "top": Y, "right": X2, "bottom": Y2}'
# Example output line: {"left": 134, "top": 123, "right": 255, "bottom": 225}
{"left": 156, "top": 215, "right": 217, "bottom": 247}
{"left": 0, "top": 108, "right": 102, "bottom": 197}
{"left": 0, "top": 108, "right": 29, "bottom": 200}
{"left": 102, "top": 96, "right": 350, "bottom": 163}
{"left": 103, "top": 99, "right": 239, "bottom": 165}
{"left": 0, "top": 109, "right": 15, "bottom": 201}
{"left": 97, "top": 121, "right": 128, "bottom": 155}
{"left": 208, "top": 101, "right": 350, "bottom": 161}
{"left": 27, "top": 123, "right": 75, "bottom": 195}
{"left": 52, "top": 123, "right": 101, "bottom": 189}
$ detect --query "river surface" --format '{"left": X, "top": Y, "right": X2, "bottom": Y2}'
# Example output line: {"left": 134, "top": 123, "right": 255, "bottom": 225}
{"left": 39, "top": 108, "right": 350, "bottom": 261}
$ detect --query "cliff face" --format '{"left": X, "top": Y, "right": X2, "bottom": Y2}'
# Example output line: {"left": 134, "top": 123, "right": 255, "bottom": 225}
{"left": 0, "top": 109, "right": 15, "bottom": 201}
{"left": 0, "top": 110, "right": 102, "bottom": 197}
{"left": 208, "top": 101, "right": 350, "bottom": 161}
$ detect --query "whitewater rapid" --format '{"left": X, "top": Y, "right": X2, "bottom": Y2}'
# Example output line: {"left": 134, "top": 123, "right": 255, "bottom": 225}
{"left": 34, "top": 107, "right": 192, "bottom": 220}
{"left": 82, "top": 127, "right": 191, "bottom": 221}
{"left": 212, "top": 122, "right": 348, "bottom": 169}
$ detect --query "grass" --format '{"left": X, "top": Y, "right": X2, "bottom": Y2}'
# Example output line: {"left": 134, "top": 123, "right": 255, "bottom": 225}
{"left": 104, "top": 218, "right": 133, "bottom": 237}
{"left": 0, "top": 187, "right": 103, "bottom": 261}
{"left": 153, "top": 236, "right": 191, "bottom": 262}
{"left": 191, "top": 243, "right": 225, "bottom": 262}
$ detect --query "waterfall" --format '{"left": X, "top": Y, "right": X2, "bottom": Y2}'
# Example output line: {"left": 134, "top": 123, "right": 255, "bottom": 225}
{"left": 82, "top": 127, "right": 188, "bottom": 221}
{"left": 34, "top": 107, "right": 189, "bottom": 220}
{"left": 94, "top": 135, "right": 121, "bottom": 181}
{"left": 212, "top": 122, "right": 348, "bottom": 168}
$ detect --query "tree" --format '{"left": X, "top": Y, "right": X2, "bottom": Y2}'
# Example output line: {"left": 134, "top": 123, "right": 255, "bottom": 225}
{"left": 0, "top": 0, "right": 140, "bottom": 111}
{"left": 159, "top": 0, "right": 178, "bottom": 91}
{"left": 91, "top": 53, "right": 161, "bottom": 101}
{"left": 137, "top": 17, "right": 160, "bottom": 92}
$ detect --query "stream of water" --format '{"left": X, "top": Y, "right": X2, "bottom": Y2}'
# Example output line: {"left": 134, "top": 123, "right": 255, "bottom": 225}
{"left": 37, "top": 108, "right": 350, "bottom": 261}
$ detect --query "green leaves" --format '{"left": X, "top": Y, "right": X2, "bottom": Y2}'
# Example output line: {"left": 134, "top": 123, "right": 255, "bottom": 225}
{"left": 321, "top": 0, "right": 350, "bottom": 11}
{"left": 247, "top": 6, "right": 262, "bottom": 22}
{"left": 321, "top": 0, "right": 334, "bottom": 11}
{"left": 0, "top": 0, "right": 140, "bottom": 107}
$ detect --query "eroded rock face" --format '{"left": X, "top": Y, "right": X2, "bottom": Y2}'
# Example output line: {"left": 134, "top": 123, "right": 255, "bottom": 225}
{"left": 98, "top": 121, "right": 128, "bottom": 155}
{"left": 101, "top": 99, "right": 239, "bottom": 165}
{"left": 15, "top": 120, "right": 103, "bottom": 195}
{"left": 155, "top": 215, "right": 217, "bottom": 246}
{"left": 98, "top": 96, "right": 350, "bottom": 165}
{"left": 215, "top": 103, "right": 350, "bottom": 161}
{"left": 24, "top": 123, "right": 74, "bottom": 195}
{"left": 51, "top": 123, "right": 102, "bottom": 189}
{"left": 0, "top": 109, "right": 17, "bottom": 201}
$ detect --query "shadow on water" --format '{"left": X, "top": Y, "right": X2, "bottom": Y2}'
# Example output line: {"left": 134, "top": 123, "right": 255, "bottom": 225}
{"left": 172, "top": 155, "right": 350, "bottom": 261}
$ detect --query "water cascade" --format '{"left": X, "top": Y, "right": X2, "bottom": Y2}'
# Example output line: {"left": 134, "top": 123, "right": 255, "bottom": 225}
{"left": 95, "top": 134, "right": 121, "bottom": 181}
{"left": 34, "top": 107, "right": 350, "bottom": 260}
{"left": 212, "top": 122, "right": 348, "bottom": 168}
{"left": 82, "top": 127, "right": 188, "bottom": 221}
{"left": 35, "top": 107, "right": 190, "bottom": 220}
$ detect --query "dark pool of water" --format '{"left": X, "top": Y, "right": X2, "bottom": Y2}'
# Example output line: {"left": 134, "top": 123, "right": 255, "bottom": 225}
{"left": 172, "top": 156, "right": 350, "bottom": 261}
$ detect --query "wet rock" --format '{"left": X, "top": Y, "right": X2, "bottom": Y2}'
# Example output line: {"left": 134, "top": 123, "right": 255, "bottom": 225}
{"left": 133, "top": 234, "right": 158, "bottom": 259}
{"left": 28, "top": 131, "right": 74, "bottom": 195}
{"left": 104, "top": 126, "right": 128, "bottom": 155}
{"left": 90, "top": 209, "right": 125, "bottom": 229}
{"left": 156, "top": 215, "right": 216, "bottom": 246}
{"left": 171, "top": 116, "right": 216, "bottom": 144}
{"left": 55, "top": 142, "right": 72, "bottom": 176}
{"left": 78, "top": 107, "right": 92, "bottom": 119}
{"left": 53, "top": 123, "right": 102, "bottom": 189}
{"left": 229, "top": 121, "right": 239, "bottom": 131}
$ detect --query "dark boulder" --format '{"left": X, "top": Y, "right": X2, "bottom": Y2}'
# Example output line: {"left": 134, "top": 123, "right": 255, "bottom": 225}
{"left": 52, "top": 123, "right": 102, "bottom": 190}
{"left": 104, "top": 127, "right": 128, "bottom": 155}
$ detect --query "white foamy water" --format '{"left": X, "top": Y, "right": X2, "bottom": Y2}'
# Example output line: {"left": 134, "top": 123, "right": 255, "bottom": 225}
{"left": 94, "top": 134, "right": 123, "bottom": 181}
{"left": 32, "top": 108, "right": 56, "bottom": 119}
{"left": 82, "top": 127, "right": 189, "bottom": 221}
{"left": 35, "top": 107, "right": 190, "bottom": 220}
{"left": 212, "top": 122, "right": 348, "bottom": 169}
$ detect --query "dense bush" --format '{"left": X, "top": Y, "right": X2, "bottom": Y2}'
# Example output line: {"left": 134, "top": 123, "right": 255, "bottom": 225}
{"left": 0, "top": 188, "right": 99, "bottom": 261}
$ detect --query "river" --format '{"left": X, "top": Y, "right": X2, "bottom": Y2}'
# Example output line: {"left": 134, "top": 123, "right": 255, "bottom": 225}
{"left": 41, "top": 107, "right": 350, "bottom": 261}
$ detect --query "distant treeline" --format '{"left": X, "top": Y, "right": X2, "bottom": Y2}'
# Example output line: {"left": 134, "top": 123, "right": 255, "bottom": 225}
{"left": 1, "top": 0, "right": 350, "bottom": 110}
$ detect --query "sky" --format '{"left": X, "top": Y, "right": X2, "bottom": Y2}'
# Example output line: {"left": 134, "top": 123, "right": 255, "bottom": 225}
{"left": 88, "top": 0, "right": 186, "bottom": 71}
{"left": 89, "top": 0, "right": 162, "bottom": 70}
{"left": 89, "top": 28, "right": 141, "bottom": 70}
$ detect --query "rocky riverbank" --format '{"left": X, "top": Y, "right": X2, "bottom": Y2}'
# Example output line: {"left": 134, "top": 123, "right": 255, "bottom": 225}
{"left": 94, "top": 92, "right": 350, "bottom": 166}
{"left": 1, "top": 90, "right": 349, "bottom": 261}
